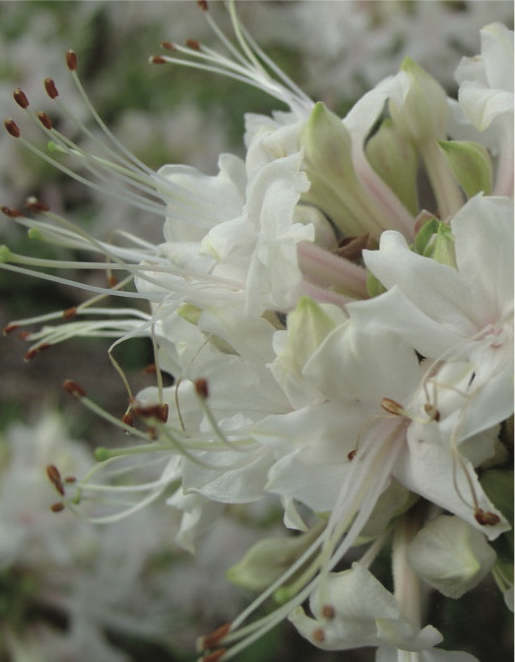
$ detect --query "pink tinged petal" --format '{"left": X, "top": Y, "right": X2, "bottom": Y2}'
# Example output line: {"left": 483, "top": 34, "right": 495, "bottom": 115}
{"left": 297, "top": 241, "right": 369, "bottom": 299}
{"left": 451, "top": 195, "right": 514, "bottom": 327}
{"left": 343, "top": 72, "right": 416, "bottom": 239}
{"left": 364, "top": 231, "right": 479, "bottom": 334}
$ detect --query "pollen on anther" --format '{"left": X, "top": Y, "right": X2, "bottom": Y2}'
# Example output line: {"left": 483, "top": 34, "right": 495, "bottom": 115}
{"left": 26, "top": 197, "right": 50, "bottom": 213}
{"left": 50, "top": 502, "right": 65, "bottom": 513}
{"left": 24, "top": 348, "right": 39, "bottom": 361}
{"left": 122, "top": 412, "right": 135, "bottom": 428}
{"left": 65, "top": 49, "right": 78, "bottom": 71}
{"left": 198, "top": 0, "right": 209, "bottom": 10}
{"left": 44, "top": 78, "right": 59, "bottom": 99}
{"left": 3, "top": 324, "right": 20, "bottom": 335}
{"left": 347, "top": 449, "right": 357, "bottom": 461}
{"left": 37, "top": 111, "right": 53, "bottom": 130}
{"left": 161, "top": 41, "right": 176, "bottom": 51}
{"left": 151, "top": 55, "right": 167, "bottom": 65}
{"left": 381, "top": 397, "right": 404, "bottom": 416}
{"left": 4, "top": 118, "right": 21, "bottom": 138}
{"left": 133, "top": 403, "right": 169, "bottom": 424}
{"left": 63, "top": 379, "right": 87, "bottom": 398}
{"left": 13, "top": 88, "right": 29, "bottom": 109}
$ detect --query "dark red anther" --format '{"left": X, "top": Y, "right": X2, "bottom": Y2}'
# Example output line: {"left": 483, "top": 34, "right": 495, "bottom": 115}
{"left": 64, "top": 476, "right": 77, "bottom": 483}
{"left": 3, "top": 324, "right": 19, "bottom": 335}
{"left": 63, "top": 379, "right": 87, "bottom": 398}
{"left": 13, "top": 88, "right": 29, "bottom": 109}
{"left": 4, "top": 118, "right": 20, "bottom": 138}
{"left": 50, "top": 502, "right": 65, "bottom": 513}
{"left": 37, "top": 111, "right": 53, "bottom": 130}
{"left": 65, "top": 50, "right": 78, "bottom": 71}
{"left": 161, "top": 41, "right": 176, "bottom": 51}
{"left": 195, "top": 378, "right": 209, "bottom": 399}
{"left": 108, "top": 274, "right": 118, "bottom": 287}
{"left": 133, "top": 403, "right": 169, "bottom": 423}
{"left": 1, "top": 206, "right": 23, "bottom": 218}
{"left": 143, "top": 363, "right": 157, "bottom": 375}
{"left": 474, "top": 508, "right": 501, "bottom": 526}
{"left": 62, "top": 306, "right": 77, "bottom": 320}
{"left": 186, "top": 38, "right": 201, "bottom": 51}
{"left": 24, "top": 348, "right": 39, "bottom": 361}
{"left": 197, "top": 0, "right": 209, "bottom": 10}
{"left": 44, "top": 78, "right": 59, "bottom": 99}
{"left": 199, "top": 623, "right": 231, "bottom": 651}
{"left": 151, "top": 55, "right": 167, "bottom": 64}
{"left": 122, "top": 412, "right": 135, "bottom": 428}
{"left": 25, "top": 197, "right": 50, "bottom": 213}
{"left": 347, "top": 449, "right": 357, "bottom": 461}
{"left": 46, "top": 464, "right": 65, "bottom": 496}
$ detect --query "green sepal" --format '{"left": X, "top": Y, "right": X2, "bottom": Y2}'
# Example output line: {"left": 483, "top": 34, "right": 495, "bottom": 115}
{"left": 365, "top": 118, "right": 419, "bottom": 215}
{"left": 480, "top": 468, "right": 514, "bottom": 564}
{"left": 366, "top": 271, "right": 386, "bottom": 298}
{"left": 439, "top": 140, "right": 493, "bottom": 198}
{"left": 414, "top": 218, "right": 456, "bottom": 267}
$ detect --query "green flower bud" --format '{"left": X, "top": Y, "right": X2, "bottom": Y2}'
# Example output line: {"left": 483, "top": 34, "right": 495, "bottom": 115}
{"left": 439, "top": 140, "right": 493, "bottom": 198}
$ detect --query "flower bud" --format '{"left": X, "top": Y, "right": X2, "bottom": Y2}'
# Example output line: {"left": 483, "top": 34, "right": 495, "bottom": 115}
{"left": 439, "top": 140, "right": 493, "bottom": 198}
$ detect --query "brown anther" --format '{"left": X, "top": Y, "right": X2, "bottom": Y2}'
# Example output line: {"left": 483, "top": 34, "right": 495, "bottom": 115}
{"left": 195, "top": 377, "right": 209, "bottom": 399}
{"left": 37, "top": 111, "right": 53, "bottom": 130}
{"left": 108, "top": 274, "right": 118, "bottom": 287}
{"left": 25, "top": 197, "right": 50, "bottom": 213}
{"left": 186, "top": 38, "right": 201, "bottom": 51}
{"left": 24, "top": 348, "right": 38, "bottom": 361}
{"left": 381, "top": 397, "right": 404, "bottom": 416}
{"left": 474, "top": 508, "right": 501, "bottom": 526}
{"left": 1, "top": 206, "right": 23, "bottom": 218}
{"left": 201, "top": 650, "right": 226, "bottom": 662}
{"left": 312, "top": 627, "right": 325, "bottom": 643}
{"left": 151, "top": 55, "right": 167, "bottom": 65}
{"left": 143, "top": 363, "right": 157, "bottom": 375}
{"left": 46, "top": 464, "right": 65, "bottom": 496}
{"left": 64, "top": 476, "right": 77, "bottom": 483}
{"left": 347, "top": 449, "right": 357, "bottom": 461}
{"left": 424, "top": 403, "right": 440, "bottom": 422}
{"left": 44, "top": 78, "right": 59, "bottom": 99}
{"left": 197, "top": 0, "right": 209, "bottom": 10}
{"left": 199, "top": 623, "right": 231, "bottom": 651}
{"left": 50, "top": 502, "right": 65, "bottom": 513}
{"left": 18, "top": 331, "right": 31, "bottom": 340}
{"left": 321, "top": 604, "right": 335, "bottom": 620}
{"left": 13, "top": 88, "right": 29, "bottom": 109}
{"left": 65, "top": 50, "right": 78, "bottom": 71}
{"left": 4, "top": 118, "right": 21, "bottom": 138}
{"left": 3, "top": 324, "right": 19, "bottom": 335}
{"left": 38, "top": 343, "right": 51, "bottom": 352}
{"left": 161, "top": 41, "right": 176, "bottom": 51}
{"left": 62, "top": 306, "right": 77, "bottom": 320}
{"left": 63, "top": 379, "right": 87, "bottom": 398}
{"left": 122, "top": 412, "right": 135, "bottom": 427}
{"left": 133, "top": 403, "right": 169, "bottom": 423}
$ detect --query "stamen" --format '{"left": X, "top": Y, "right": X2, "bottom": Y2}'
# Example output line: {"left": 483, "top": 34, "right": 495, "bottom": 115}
{"left": 63, "top": 379, "right": 87, "bottom": 398}
{"left": 197, "top": 0, "right": 209, "bottom": 11}
{"left": 4, "top": 118, "right": 20, "bottom": 138}
{"left": 474, "top": 509, "right": 501, "bottom": 526}
{"left": 195, "top": 377, "right": 209, "bottom": 399}
{"left": 132, "top": 403, "right": 169, "bottom": 424}
{"left": 186, "top": 38, "right": 202, "bottom": 51}
{"left": 46, "top": 464, "right": 65, "bottom": 496}
{"left": 65, "top": 49, "right": 78, "bottom": 72}
{"left": 37, "top": 111, "right": 53, "bottom": 130}
{"left": 1, "top": 206, "right": 23, "bottom": 217}
{"left": 161, "top": 41, "right": 176, "bottom": 51}
{"left": 199, "top": 623, "right": 231, "bottom": 651}
{"left": 381, "top": 397, "right": 406, "bottom": 416}
{"left": 151, "top": 55, "right": 167, "bottom": 65}
{"left": 50, "top": 502, "right": 65, "bottom": 513}
{"left": 13, "top": 88, "right": 29, "bottom": 109}
{"left": 44, "top": 78, "right": 59, "bottom": 99}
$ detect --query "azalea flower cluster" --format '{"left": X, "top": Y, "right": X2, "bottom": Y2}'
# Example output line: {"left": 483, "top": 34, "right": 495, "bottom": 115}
{"left": 1, "top": 3, "right": 513, "bottom": 661}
